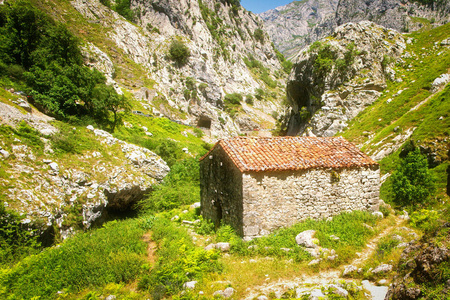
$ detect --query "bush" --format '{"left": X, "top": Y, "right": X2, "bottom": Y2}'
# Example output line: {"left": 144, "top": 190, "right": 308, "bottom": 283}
{"left": 391, "top": 148, "right": 436, "bottom": 207}
{"left": 410, "top": 209, "right": 439, "bottom": 232}
{"left": 254, "top": 28, "right": 264, "bottom": 44}
{"left": 0, "top": 202, "right": 41, "bottom": 267}
{"left": 169, "top": 40, "right": 190, "bottom": 66}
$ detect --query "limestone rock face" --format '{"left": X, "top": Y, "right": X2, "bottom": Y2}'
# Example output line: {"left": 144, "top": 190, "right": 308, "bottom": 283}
{"left": 0, "top": 102, "right": 169, "bottom": 239}
{"left": 336, "top": 0, "right": 450, "bottom": 33}
{"left": 70, "top": 0, "right": 285, "bottom": 139}
{"left": 285, "top": 21, "right": 405, "bottom": 137}
{"left": 261, "top": 0, "right": 449, "bottom": 57}
{"left": 259, "top": 0, "right": 339, "bottom": 58}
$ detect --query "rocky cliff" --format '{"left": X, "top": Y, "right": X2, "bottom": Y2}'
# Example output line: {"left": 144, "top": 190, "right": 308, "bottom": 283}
{"left": 285, "top": 21, "right": 406, "bottom": 137}
{"left": 0, "top": 100, "right": 170, "bottom": 241}
{"left": 261, "top": 0, "right": 450, "bottom": 57}
{"left": 259, "top": 0, "right": 338, "bottom": 58}
{"left": 68, "top": 0, "right": 286, "bottom": 139}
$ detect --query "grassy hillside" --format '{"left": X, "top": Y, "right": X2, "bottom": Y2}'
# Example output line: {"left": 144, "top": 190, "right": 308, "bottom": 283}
{"left": 340, "top": 22, "right": 450, "bottom": 204}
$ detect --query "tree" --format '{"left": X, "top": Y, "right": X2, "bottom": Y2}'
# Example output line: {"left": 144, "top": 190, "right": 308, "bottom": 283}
{"left": 391, "top": 148, "right": 435, "bottom": 206}
{"left": 168, "top": 40, "right": 190, "bottom": 66}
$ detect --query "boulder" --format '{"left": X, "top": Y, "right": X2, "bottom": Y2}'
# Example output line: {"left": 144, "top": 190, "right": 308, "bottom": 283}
{"left": 295, "top": 230, "right": 318, "bottom": 248}
{"left": 372, "top": 264, "right": 393, "bottom": 274}
{"left": 183, "top": 281, "right": 197, "bottom": 289}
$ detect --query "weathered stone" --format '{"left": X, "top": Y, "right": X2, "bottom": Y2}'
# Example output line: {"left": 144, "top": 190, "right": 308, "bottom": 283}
{"left": 296, "top": 230, "right": 318, "bottom": 248}
{"left": 329, "top": 284, "right": 349, "bottom": 297}
{"left": 372, "top": 264, "right": 393, "bottom": 274}
{"left": 343, "top": 265, "right": 358, "bottom": 276}
{"left": 215, "top": 242, "right": 231, "bottom": 252}
{"left": 183, "top": 281, "right": 197, "bottom": 289}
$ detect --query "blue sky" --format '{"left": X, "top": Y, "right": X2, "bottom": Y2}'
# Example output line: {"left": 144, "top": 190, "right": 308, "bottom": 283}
{"left": 240, "top": 0, "right": 293, "bottom": 14}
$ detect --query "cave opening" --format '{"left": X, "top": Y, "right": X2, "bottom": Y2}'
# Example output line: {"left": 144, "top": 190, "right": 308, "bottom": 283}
{"left": 197, "top": 116, "right": 212, "bottom": 129}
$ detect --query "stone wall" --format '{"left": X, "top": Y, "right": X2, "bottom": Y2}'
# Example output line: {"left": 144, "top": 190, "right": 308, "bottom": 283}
{"left": 200, "top": 146, "right": 244, "bottom": 235}
{"left": 241, "top": 166, "right": 380, "bottom": 237}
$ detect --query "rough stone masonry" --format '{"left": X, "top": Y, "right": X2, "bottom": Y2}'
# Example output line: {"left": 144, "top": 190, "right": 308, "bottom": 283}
{"left": 200, "top": 136, "right": 380, "bottom": 238}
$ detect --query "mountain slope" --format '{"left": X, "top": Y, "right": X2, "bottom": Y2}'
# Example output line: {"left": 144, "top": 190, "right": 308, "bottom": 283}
{"left": 262, "top": 0, "right": 450, "bottom": 57}
{"left": 259, "top": 0, "right": 338, "bottom": 58}
{"left": 53, "top": 0, "right": 287, "bottom": 138}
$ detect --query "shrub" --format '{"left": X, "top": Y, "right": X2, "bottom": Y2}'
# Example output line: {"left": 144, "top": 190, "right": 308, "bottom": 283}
{"left": 245, "top": 94, "right": 254, "bottom": 105}
{"left": 254, "top": 28, "right": 264, "bottom": 44}
{"left": 0, "top": 203, "right": 41, "bottom": 267}
{"left": 391, "top": 148, "right": 436, "bottom": 207}
{"left": 169, "top": 40, "right": 190, "bottom": 65}
{"left": 410, "top": 209, "right": 439, "bottom": 232}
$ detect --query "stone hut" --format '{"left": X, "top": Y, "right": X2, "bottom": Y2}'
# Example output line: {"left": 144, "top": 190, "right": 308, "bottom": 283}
{"left": 200, "top": 136, "right": 380, "bottom": 238}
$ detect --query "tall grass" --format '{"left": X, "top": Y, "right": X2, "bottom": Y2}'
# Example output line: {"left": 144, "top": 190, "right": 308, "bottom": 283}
{"left": 0, "top": 218, "right": 151, "bottom": 299}
{"left": 216, "top": 211, "right": 378, "bottom": 264}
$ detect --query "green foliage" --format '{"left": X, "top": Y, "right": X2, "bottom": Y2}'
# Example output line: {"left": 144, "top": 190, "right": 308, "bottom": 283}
{"left": 223, "top": 93, "right": 243, "bottom": 117}
{"left": 274, "top": 47, "right": 293, "bottom": 74}
{"left": 410, "top": 209, "right": 439, "bottom": 232}
{"left": 310, "top": 41, "right": 336, "bottom": 75}
{"left": 254, "top": 28, "right": 264, "bottom": 44}
{"left": 114, "top": 0, "right": 135, "bottom": 22}
{"left": 216, "top": 211, "right": 378, "bottom": 263}
{"left": 391, "top": 149, "right": 436, "bottom": 206}
{"left": 0, "top": 0, "right": 129, "bottom": 129}
{"left": 139, "top": 158, "right": 200, "bottom": 213}
{"left": 139, "top": 216, "right": 222, "bottom": 298}
{"left": 243, "top": 55, "right": 278, "bottom": 88}
{"left": 169, "top": 40, "right": 190, "bottom": 66}
{"left": 0, "top": 218, "right": 150, "bottom": 299}
{"left": 0, "top": 202, "right": 41, "bottom": 267}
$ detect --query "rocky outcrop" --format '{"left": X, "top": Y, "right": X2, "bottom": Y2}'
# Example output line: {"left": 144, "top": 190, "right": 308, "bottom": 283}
{"left": 0, "top": 102, "right": 169, "bottom": 240}
{"left": 285, "top": 21, "right": 405, "bottom": 137}
{"left": 70, "top": 0, "right": 285, "bottom": 139}
{"left": 261, "top": 0, "right": 449, "bottom": 57}
{"left": 336, "top": 0, "right": 450, "bottom": 33}
{"left": 259, "top": 0, "right": 339, "bottom": 58}
{"left": 385, "top": 224, "right": 450, "bottom": 299}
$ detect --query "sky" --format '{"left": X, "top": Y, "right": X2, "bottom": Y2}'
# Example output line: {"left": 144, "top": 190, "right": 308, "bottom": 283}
{"left": 240, "top": 0, "right": 293, "bottom": 14}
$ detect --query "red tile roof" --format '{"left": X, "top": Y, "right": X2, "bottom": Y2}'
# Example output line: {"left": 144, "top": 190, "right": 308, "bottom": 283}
{"left": 200, "top": 136, "right": 377, "bottom": 172}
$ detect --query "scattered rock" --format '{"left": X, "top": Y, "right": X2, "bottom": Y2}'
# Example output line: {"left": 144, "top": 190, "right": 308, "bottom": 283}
{"left": 372, "top": 211, "right": 384, "bottom": 218}
{"left": 309, "top": 288, "right": 325, "bottom": 300}
{"left": 329, "top": 234, "right": 340, "bottom": 241}
{"left": 296, "top": 230, "right": 318, "bottom": 248}
{"left": 214, "top": 287, "right": 235, "bottom": 298}
{"left": 378, "top": 279, "right": 388, "bottom": 285}
{"left": 308, "top": 259, "right": 322, "bottom": 266}
{"left": 372, "top": 264, "right": 393, "bottom": 274}
{"left": 105, "top": 296, "right": 116, "bottom": 300}
{"left": 183, "top": 281, "right": 197, "bottom": 289}
{"left": 0, "top": 149, "right": 10, "bottom": 158}
{"left": 343, "top": 265, "right": 358, "bottom": 276}
{"left": 190, "top": 202, "right": 201, "bottom": 209}
{"left": 329, "top": 284, "right": 349, "bottom": 297}
{"left": 215, "top": 242, "right": 231, "bottom": 252}
{"left": 204, "top": 244, "right": 216, "bottom": 251}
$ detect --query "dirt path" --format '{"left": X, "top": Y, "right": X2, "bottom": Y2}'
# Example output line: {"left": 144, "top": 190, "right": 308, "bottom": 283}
{"left": 142, "top": 232, "right": 157, "bottom": 265}
{"left": 244, "top": 216, "right": 404, "bottom": 299}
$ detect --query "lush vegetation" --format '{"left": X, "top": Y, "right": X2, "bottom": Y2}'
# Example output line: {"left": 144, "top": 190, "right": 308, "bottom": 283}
{"left": 0, "top": 0, "right": 129, "bottom": 130}
{"left": 0, "top": 218, "right": 150, "bottom": 299}
{"left": 139, "top": 158, "right": 201, "bottom": 213}
{"left": 391, "top": 149, "right": 436, "bottom": 207}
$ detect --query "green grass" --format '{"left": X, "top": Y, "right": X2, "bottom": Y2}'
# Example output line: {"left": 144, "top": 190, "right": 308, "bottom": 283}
{"left": 0, "top": 217, "right": 152, "bottom": 299}
{"left": 211, "top": 211, "right": 379, "bottom": 266}
{"left": 340, "top": 23, "right": 450, "bottom": 148}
